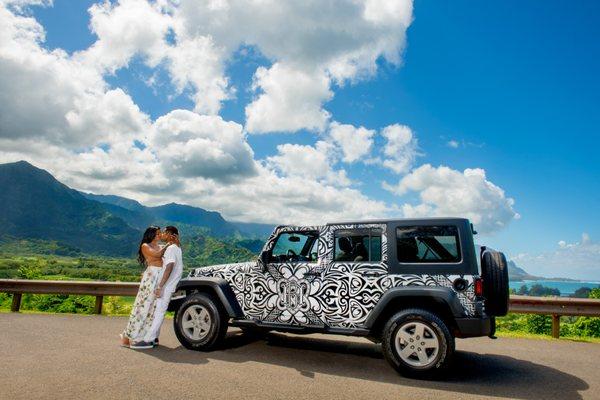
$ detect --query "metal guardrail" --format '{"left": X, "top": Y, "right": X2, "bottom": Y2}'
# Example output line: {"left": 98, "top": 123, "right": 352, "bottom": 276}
{"left": 0, "top": 279, "right": 139, "bottom": 314}
{"left": 1, "top": 279, "right": 600, "bottom": 338}
{"left": 509, "top": 294, "right": 600, "bottom": 338}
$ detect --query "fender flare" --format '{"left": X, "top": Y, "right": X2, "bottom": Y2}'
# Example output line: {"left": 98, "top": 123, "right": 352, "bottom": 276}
{"left": 174, "top": 277, "right": 244, "bottom": 318}
{"left": 363, "top": 286, "right": 466, "bottom": 329}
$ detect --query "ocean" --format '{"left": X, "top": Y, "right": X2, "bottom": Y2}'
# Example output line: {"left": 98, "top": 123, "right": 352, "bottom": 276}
{"left": 510, "top": 280, "right": 600, "bottom": 296}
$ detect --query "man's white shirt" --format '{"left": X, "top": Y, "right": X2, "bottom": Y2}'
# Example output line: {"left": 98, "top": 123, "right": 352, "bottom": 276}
{"left": 163, "top": 244, "right": 183, "bottom": 290}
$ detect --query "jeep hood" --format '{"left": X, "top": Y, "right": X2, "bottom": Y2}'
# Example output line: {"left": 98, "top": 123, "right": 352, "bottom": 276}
{"left": 189, "top": 261, "right": 257, "bottom": 278}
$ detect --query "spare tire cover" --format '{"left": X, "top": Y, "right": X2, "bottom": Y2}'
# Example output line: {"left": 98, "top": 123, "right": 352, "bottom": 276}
{"left": 481, "top": 250, "right": 509, "bottom": 316}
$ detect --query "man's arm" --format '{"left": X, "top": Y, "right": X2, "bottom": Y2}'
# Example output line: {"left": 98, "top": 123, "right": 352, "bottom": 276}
{"left": 155, "top": 246, "right": 176, "bottom": 298}
{"left": 155, "top": 262, "right": 174, "bottom": 298}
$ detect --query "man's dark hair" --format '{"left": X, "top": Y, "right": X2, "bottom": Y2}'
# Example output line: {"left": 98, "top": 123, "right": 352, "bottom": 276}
{"left": 165, "top": 225, "right": 179, "bottom": 236}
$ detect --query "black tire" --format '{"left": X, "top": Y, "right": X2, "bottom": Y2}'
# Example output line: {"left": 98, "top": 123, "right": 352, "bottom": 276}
{"left": 481, "top": 250, "right": 509, "bottom": 316}
{"left": 174, "top": 293, "right": 228, "bottom": 351}
{"left": 382, "top": 308, "right": 454, "bottom": 379}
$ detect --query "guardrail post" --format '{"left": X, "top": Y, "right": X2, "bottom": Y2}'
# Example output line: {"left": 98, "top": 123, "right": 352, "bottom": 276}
{"left": 11, "top": 293, "right": 22, "bottom": 312}
{"left": 94, "top": 295, "right": 103, "bottom": 315}
{"left": 552, "top": 314, "right": 560, "bottom": 338}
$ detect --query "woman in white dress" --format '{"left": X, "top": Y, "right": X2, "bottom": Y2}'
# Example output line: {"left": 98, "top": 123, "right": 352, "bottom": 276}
{"left": 119, "top": 226, "right": 168, "bottom": 349}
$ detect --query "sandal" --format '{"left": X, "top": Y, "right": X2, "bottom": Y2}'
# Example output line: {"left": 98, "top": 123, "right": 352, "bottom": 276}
{"left": 119, "top": 333, "right": 130, "bottom": 348}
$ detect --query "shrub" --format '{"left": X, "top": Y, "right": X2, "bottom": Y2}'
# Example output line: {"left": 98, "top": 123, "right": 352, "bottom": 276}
{"left": 24, "top": 294, "right": 95, "bottom": 314}
{"left": 17, "top": 264, "right": 42, "bottom": 279}
{"left": 525, "top": 314, "right": 552, "bottom": 335}
{"left": 570, "top": 317, "right": 600, "bottom": 338}
{"left": 104, "top": 296, "right": 131, "bottom": 315}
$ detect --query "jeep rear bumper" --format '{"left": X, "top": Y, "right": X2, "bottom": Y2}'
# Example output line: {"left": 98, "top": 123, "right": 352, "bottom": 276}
{"left": 454, "top": 316, "right": 492, "bottom": 338}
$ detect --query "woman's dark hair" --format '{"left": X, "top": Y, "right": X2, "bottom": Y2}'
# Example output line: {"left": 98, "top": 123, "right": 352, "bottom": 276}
{"left": 138, "top": 226, "right": 160, "bottom": 266}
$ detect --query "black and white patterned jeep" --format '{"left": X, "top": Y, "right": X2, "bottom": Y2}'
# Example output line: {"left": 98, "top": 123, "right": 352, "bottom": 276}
{"left": 171, "top": 218, "right": 509, "bottom": 378}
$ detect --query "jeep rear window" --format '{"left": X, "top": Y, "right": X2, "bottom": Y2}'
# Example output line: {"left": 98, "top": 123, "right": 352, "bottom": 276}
{"left": 396, "top": 226, "right": 461, "bottom": 263}
{"left": 334, "top": 228, "right": 382, "bottom": 262}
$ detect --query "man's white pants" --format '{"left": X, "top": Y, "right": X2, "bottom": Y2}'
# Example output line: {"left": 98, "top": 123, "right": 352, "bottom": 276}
{"left": 144, "top": 283, "right": 176, "bottom": 342}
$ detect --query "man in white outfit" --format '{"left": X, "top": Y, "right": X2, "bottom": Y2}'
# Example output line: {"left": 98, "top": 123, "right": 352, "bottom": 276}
{"left": 144, "top": 225, "right": 184, "bottom": 346}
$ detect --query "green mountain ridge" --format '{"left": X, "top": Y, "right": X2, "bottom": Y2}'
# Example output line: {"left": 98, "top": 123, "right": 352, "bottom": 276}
{"left": 81, "top": 192, "right": 273, "bottom": 238}
{"left": 0, "top": 161, "right": 261, "bottom": 263}
{"left": 0, "top": 161, "right": 139, "bottom": 256}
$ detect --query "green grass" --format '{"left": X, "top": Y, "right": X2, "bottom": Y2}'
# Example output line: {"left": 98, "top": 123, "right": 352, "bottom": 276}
{"left": 495, "top": 330, "right": 600, "bottom": 343}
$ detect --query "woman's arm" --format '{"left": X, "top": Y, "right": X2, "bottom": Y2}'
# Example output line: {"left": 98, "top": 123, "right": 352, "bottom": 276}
{"left": 141, "top": 243, "right": 170, "bottom": 259}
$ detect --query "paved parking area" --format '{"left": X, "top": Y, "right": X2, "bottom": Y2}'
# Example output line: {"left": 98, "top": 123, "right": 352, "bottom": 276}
{"left": 1, "top": 313, "right": 599, "bottom": 399}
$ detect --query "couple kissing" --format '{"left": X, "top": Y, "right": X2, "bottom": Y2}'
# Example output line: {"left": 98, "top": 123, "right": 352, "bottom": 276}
{"left": 119, "top": 225, "right": 183, "bottom": 349}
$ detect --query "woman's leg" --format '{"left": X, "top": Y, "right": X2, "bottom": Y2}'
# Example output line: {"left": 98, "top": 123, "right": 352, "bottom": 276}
{"left": 121, "top": 267, "right": 162, "bottom": 344}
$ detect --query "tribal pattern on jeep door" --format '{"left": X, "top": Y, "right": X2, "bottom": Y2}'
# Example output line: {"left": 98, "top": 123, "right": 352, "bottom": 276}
{"left": 191, "top": 225, "right": 476, "bottom": 328}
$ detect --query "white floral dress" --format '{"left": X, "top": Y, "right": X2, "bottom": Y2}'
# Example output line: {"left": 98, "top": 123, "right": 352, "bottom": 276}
{"left": 123, "top": 266, "right": 163, "bottom": 342}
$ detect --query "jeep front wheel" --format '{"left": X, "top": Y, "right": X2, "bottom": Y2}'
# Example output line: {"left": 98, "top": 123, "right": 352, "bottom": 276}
{"left": 174, "top": 293, "right": 228, "bottom": 351}
{"left": 382, "top": 308, "right": 454, "bottom": 379}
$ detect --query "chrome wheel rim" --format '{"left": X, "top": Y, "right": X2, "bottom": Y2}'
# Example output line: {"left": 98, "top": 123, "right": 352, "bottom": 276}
{"left": 181, "top": 304, "right": 211, "bottom": 341}
{"left": 394, "top": 321, "right": 440, "bottom": 368}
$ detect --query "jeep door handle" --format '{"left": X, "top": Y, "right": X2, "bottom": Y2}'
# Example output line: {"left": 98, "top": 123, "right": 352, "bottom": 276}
{"left": 362, "top": 272, "right": 385, "bottom": 278}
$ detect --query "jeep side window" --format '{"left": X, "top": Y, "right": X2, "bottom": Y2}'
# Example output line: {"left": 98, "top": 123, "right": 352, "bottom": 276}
{"left": 270, "top": 232, "right": 318, "bottom": 263}
{"left": 396, "top": 225, "right": 461, "bottom": 263}
{"left": 334, "top": 229, "right": 382, "bottom": 262}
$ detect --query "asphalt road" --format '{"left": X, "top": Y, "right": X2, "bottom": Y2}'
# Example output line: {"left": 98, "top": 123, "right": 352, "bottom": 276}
{"left": 1, "top": 313, "right": 599, "bottom": 400}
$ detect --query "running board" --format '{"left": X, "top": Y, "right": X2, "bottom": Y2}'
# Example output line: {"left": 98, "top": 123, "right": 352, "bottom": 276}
{"left": 231, "top": 319, "right": 370, "bottom": 336}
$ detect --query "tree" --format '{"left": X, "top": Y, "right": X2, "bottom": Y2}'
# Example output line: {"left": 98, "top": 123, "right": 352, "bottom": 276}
{"left": 573, "top": 287, "right": 592, "bottom": 298}
{"left": 517, "top": 285, "right": 529, "bottom": 295}
{"left": 528, "top": 284, "right": 560, "bottom": 297}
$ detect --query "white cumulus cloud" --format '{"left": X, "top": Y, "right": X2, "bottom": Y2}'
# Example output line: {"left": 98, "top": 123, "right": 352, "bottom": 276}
{"left": 173, "top": 0, "right": 414, "bottom": 133}
{"left": 381, "top": 124, "right": 419, "bottom": 174}
{"left": 0, "top": 3, "right": 150, "bottom": 147}
{"left": 267, "top": 141, "right": 350, "bottom": 187}
{"left": 151, "top": 110, "right": 257, "bottom": 182}
{"left": 245, "top": 63, "right": 332, "bottom": 133}
{"left": 328, "top": 121, "right": 375, "bottom": 163}
{"left": 385, "top": 164, "right": 520, "bottom": 234}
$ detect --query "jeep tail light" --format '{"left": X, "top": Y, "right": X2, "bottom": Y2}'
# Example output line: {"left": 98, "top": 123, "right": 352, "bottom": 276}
{"left": 474, "top": 278, "right": 484, "bottom": 297}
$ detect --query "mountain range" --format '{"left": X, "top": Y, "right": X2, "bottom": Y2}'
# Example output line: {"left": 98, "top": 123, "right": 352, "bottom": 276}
{"left": 0, "top": 161, "right": 271, "bottom": 257}
{"left": 80, "top": 192, "right": 273, "bottom": 238}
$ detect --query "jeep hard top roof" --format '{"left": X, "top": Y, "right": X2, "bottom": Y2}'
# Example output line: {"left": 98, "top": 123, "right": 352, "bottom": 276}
{"left": 274, "top": 217, "right": 472, "bottom": 230}
{"left": 326, "top": 217, "right": 470, "bottom": 226}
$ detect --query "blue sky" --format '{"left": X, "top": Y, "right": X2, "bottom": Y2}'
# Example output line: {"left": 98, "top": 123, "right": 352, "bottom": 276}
{"left": 1, "top": 0, "right": 598, "bottom": 279}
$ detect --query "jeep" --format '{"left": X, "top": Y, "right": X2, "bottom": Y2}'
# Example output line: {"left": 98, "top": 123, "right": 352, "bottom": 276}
{"left": 170, "top": 218, "right": 509, "bottom": 378}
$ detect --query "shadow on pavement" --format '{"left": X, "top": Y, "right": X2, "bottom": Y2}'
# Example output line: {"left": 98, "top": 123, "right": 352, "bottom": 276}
{"left": 147, "top": 330, "right": 588, "bottom": 400}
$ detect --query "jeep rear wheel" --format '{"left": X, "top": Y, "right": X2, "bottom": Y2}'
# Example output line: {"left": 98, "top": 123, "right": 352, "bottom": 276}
{"left": 174, "top": 293, "right": 228, "bottom": 351}
{"left": 382, "top": 309, "right": 454, "bottom": 379}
